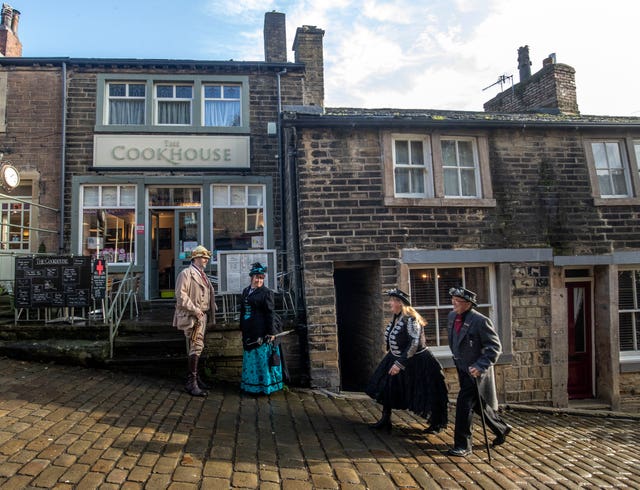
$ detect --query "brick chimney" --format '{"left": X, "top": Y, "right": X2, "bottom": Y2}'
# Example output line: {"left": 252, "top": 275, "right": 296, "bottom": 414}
{"left": 292, "top": 25, "right": 325, "bottom": 108}
{"left": 518, "top": 45, "right": 531, "bottom": 82}
{"left": 264, "top": 11, "right": 287, "bottom": 63}
{"left": 0, "top": 3, "right": 21, "bottom": 57}
{"left": 484, "top": 48, "right": 579, "bottom": 115}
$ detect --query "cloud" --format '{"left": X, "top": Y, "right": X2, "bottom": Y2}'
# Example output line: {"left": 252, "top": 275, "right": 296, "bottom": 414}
{"left": 201, "top": 0, "right": 640, "bottom": 115}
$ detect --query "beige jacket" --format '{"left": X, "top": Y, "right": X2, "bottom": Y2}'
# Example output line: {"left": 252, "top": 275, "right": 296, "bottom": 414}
{"left": 172, "top": 265, "right": 216, "bottom": 331}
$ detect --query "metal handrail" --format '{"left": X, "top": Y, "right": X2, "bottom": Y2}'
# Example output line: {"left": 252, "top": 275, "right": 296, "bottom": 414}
{"left": 106, "top": 262, "right": 139, "bottom": 358}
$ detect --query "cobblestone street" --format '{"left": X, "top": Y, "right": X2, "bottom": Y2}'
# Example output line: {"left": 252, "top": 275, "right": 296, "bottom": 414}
{"left": 0, "top": 357, "right": 638, "bottom": 489}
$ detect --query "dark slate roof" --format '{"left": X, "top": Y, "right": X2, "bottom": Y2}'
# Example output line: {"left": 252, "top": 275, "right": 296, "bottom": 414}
{"left": 0, "top": 56, "right": 304, "bottom": 71}
{"left": 282, "top": 106, "right": 640, "bottom": 129}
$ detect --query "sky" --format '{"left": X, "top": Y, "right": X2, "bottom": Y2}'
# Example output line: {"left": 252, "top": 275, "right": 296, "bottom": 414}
{"left": 14, "top": 0, "right": 640, "bottom": 116}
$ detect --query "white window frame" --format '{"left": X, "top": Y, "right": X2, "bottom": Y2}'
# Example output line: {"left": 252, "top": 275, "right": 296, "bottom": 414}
{"left": 408, "top": 264, "right": 497, "bottom": 356}
{"left": 441, "top": 136, "right": 482, "bottom": 198}
{"left": 618, "top": 268, "right": 640, "bottom": 361}
{"left": 585, "top": 137, "right": 640, "bottom": 205}
{"left": 382, "top": 130, "right": 495, "bottom": 207}
{"left": 154, "top": 83, "right": 193, "bottom": 126}
{"left": 590, "top": 141, "right": 632, "bottom": 198}
{"left": 202, "top": 83, "right": 242, "bottom": 127}
{"left": 96, "top": 74, "right": 249, "bottom": 134}
{"left": 106, "top": 81, "right": 146, "bottom": 125}
{"left": 212, "top": 184, "right": 266, "bottom": 251}
{"left": 392, "top": 134, "right": 432, "bottom": 198}
{"left": 79, "top": 184, "right": 137, "bottom": 264}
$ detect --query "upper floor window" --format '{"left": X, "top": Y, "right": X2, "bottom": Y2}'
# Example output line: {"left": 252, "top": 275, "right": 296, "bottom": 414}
{"left": 204, "top": 84, "right": 241, "bottom": 127}
{"left": 585, "top": 138, "right": 640, "bottom": 205}
{"left": 108, "top": 82, "right": 146, "bottom": 125}
{"left": 97, "top": 74, "right": 249, "bottom": 134}
{"left": 591, "top": 141, "right": 631, "bottom": 197}
{"left": 393, "top": 136, "right": 432, "bottom": 197}
{"left": 383, "top": 131, "right": 494, "bottom": 207}
{"left": 155, "top": 84, "right": 192, "bottom": 125}
{"left": 442, "top": 137, "right": 481, "bottom": 198}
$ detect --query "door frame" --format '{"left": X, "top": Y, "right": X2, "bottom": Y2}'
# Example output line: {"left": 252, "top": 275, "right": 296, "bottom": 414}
{"left": 565, "top": 278, "right": 595, "bottom": 399}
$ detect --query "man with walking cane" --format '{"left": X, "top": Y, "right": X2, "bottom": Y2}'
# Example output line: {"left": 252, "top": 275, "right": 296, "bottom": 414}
{"left": 446, "top": 287, "right": 512, "bottom": 458}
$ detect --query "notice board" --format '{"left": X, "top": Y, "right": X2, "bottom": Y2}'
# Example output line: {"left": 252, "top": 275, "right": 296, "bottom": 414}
{"left": 14, "top": 256, "right": 92, "bottom": 308}
{"left": 216, "top": 250, "right": 276, "bottom": 293}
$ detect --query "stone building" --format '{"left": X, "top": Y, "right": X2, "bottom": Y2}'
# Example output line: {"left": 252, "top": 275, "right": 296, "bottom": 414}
{"left": 1, "top": 3, "right": 639, "bottom": 408}
{"left": 281, "top": 45, "right": 640, "bottom": 407}
{"left": 0, "top": 9, "right": 322, "bottom": 384}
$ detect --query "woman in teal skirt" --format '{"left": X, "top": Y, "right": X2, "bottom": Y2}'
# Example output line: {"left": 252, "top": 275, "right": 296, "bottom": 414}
{"left": 240, "top": 262, "right": 284, "bottom": 395}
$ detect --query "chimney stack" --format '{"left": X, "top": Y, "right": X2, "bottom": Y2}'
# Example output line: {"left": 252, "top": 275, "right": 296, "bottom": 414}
{"left": 293, "top": 25, "right": 325, "bottom": 108}
{"left": 264, "top": 11, "right": 287, "bottom": 63}
{"left": 518, "top": 45, "right": 531, "bottom": 82}
{"left": 0, "top": 3, "right": 21, "bottom": 57}
{"left": 484, "top": 47, "right": 579, "bottom": 115}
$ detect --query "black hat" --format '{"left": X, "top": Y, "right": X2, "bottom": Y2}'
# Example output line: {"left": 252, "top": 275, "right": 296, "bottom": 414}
{"left": 386, "top": 288, "right": 411, "bottom": 306}
{"left": 249, "top": 262, "right": 267, "bottom": 276}
{"left": 449, "top": 286, "right": 477, "bottom": 306}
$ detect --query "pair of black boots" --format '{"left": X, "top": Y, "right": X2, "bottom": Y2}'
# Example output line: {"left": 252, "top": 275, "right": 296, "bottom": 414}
{"left": 369, "top": 407, "right": 446, "bottom": 434}
{"left": 185, "top": 354, "right": 210, "bottom": 397}
{"left": 369, "top": 407, "right": 392, "bottom": 432}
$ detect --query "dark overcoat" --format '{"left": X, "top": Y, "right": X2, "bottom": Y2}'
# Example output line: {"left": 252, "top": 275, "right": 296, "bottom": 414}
{"left": 240, "top": 285, "right": 278, "bottom": 349}
{"left": 447, "top": 308, "right": 501, "bottom": 410}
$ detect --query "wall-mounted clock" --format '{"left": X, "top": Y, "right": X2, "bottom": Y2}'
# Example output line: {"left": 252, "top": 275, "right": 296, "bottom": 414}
{"left": 0, "top": 163, "right": 20, "bottom": 191}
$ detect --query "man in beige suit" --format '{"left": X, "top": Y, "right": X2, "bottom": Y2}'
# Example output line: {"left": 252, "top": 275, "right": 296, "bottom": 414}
{"left": 173, "top": 245, "right": 216, "bottom": 396}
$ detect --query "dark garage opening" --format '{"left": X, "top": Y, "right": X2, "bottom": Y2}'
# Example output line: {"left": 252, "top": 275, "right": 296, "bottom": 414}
{"left": 334, "top": 261, "right": 383, "bottom": 392}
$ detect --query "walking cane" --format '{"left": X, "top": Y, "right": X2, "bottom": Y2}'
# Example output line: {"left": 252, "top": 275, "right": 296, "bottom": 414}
{"left": 473, "top": 375, "right": 492, "bottom": 463}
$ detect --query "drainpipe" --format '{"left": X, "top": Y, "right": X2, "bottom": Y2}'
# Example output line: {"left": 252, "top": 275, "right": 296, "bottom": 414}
{"left": 58, "top": 61, "right": 67, "bottom": 254}
{"left": 276, "top": 68, "right": 287, "bottom": 264}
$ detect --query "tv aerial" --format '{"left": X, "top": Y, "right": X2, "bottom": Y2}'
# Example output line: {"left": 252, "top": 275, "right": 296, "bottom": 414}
{"left": 483, "top": 74, "right": 513, "bottom": 92}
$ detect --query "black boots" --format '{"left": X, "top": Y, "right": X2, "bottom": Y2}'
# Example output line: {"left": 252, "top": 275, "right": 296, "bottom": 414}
{"left": 185, "top": 354, "right": 207, "bottom": 397}
{"left": 369, "top": 407, "right": 392, "bottom": 432}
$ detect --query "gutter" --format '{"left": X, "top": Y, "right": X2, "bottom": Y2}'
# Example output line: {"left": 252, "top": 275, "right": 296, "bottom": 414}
{"left": 58, "top": 62, "right": 66, "bottom": 254}
{"left": 281, "top": 115, "right": 640, "bottom": 131}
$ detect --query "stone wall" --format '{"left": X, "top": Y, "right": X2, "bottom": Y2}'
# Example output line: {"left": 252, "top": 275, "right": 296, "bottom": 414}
{"left": 0, "top": 66, "right": 63, "bottom": 254}
{"left": 289, "top": 122, "right": 640, "bottom": 397}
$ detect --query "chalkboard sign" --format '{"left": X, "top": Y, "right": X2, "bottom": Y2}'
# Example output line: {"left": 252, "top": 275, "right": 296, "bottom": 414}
{"left": 14, "top": 256, "right": 92, "bottom": 308}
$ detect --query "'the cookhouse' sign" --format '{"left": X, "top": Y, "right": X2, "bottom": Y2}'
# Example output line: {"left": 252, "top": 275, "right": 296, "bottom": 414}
{"left": 93, "top": 135, "right": 250, "bottom": 168}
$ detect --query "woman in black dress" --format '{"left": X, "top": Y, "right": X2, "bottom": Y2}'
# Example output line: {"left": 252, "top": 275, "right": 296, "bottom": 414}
{"left": 366, "top": 288, "right": 448, "bottom": 433}
{"left": 239, "top": 262, "right": 284, "bottom": 395}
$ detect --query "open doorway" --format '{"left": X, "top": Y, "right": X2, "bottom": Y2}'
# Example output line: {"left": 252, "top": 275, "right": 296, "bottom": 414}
{"left": 334, "top": 261, "right": 382, "bottom": 392}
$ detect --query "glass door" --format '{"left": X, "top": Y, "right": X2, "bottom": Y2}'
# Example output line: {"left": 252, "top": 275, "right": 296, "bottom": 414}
{"left": 148, "top": 211, "right": 160, "bottom": 299}
{"left": 174, "top": 210, "right": 201, "bottom": 278}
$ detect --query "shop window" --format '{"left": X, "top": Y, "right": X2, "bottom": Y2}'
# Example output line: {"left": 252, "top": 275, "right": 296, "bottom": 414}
{"left": 80, "top": 185, "right": 136, "bottom": 264}
{"left": 409, "top": 265, "right": 494, "bottom": 350}
{"left": 212, "top": 185, "right": 265, "bottom": 251}
{"left": 619, "top": 269, "right": 640, "bottom": 355}
{"left": 0, "top": 186, "right": 31, "bottom": 250}
{"left": 97, "top": 74, "right": 249, "bottom": 133}
{"left": 383, "top": 131, "right": 495, "bottom": 207}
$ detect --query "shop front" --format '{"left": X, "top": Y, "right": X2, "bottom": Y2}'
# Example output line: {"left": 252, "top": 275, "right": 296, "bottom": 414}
{"left": 71, "top": 176, "right": 274, "bottom": 301}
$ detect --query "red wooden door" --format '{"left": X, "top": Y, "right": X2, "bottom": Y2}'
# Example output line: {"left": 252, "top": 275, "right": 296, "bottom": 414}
{"left": 567, "top": 282, "right": 593, "bottom": 399}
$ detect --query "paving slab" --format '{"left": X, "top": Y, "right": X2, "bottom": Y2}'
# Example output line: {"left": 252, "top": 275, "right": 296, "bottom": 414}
{"left": 0, "top": 357, "right": 638, "bottom": 488}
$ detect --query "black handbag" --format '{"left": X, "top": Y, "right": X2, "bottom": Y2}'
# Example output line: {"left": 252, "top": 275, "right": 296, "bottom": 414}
{"left": 269, "top": 345, "right": 281, "bottom": 367}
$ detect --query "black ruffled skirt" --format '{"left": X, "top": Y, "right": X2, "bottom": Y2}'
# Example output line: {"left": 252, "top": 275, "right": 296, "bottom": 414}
{"left": 365, "top": 348, "right": 448, "bottom": 427}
